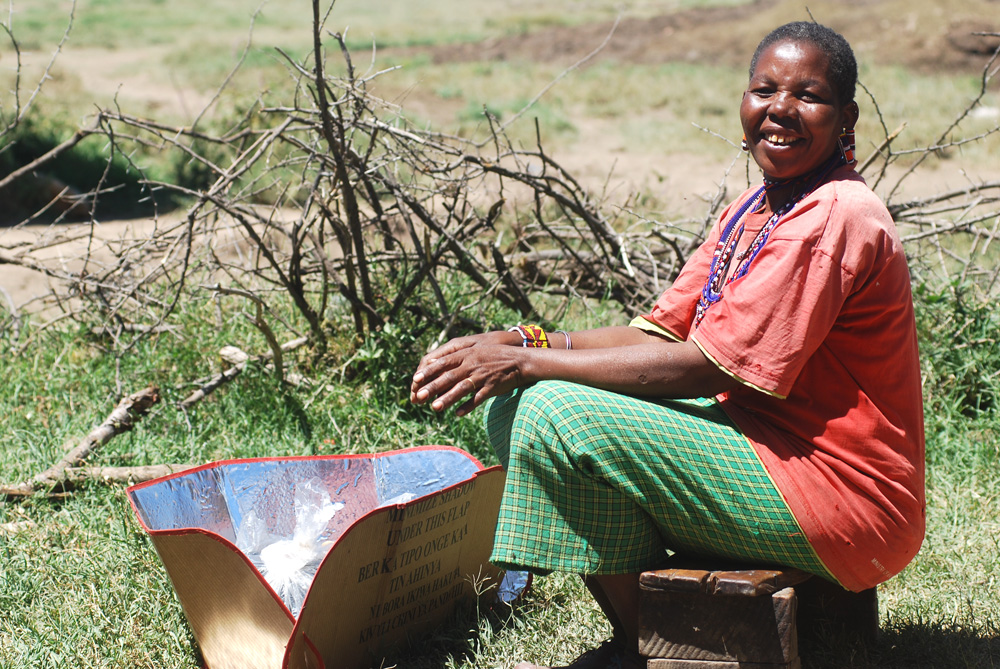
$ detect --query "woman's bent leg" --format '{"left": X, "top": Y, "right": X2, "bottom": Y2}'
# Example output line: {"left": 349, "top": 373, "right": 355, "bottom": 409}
{"left": 484, "top": 380, "right": 832, "bottom": 580}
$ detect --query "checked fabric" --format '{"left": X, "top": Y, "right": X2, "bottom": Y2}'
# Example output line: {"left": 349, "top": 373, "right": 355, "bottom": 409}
{"left": 484, "top": 381, "right": 834, "bottom": 579}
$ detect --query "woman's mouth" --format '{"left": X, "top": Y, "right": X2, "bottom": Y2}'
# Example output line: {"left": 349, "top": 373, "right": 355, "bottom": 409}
{"left": 763, "top": 133, "right": 801, "bottom": 147}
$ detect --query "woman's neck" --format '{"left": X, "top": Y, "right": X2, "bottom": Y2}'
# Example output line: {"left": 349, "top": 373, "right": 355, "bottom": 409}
{"left": 761, "top": 183, "right": 797, "bottom": 214}
{"left": 760, "top": 152, "right": 843, "bottom": 214}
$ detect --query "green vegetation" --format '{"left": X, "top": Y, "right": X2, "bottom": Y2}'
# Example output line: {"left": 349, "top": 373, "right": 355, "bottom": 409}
{"left": 6, "top": 0, "right": 998, "bottom": 179}
{"left": 0, "top": 111, "right": 171, "bottom": 219}
{"left": 10, "top": 0, "right": 750, "bottom": 51}
{"left": 2, "top": 260, "right": 999, "bottom": 668}
{"left": 3, "top": 1, "right": 1000, "bottom": 667}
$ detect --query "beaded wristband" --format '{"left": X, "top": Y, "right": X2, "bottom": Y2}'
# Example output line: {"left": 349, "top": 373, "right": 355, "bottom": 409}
{"left": 508, "top": 324, "right": 550, "bottom": 348}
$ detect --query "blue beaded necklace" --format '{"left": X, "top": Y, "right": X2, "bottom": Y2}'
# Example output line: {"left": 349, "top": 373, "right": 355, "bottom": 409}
{"left": 694, "top": 153, "right": 844, "bottom": 329}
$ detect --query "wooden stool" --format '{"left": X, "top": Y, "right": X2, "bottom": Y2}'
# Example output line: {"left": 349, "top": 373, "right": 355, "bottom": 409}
{"left": 638, "top": 559, "right": 878, "bottom": 669}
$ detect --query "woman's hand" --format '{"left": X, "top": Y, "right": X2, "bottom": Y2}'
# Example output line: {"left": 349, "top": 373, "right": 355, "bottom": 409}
{"left": 410, "top": 330, "right": 523, "bottom": 416}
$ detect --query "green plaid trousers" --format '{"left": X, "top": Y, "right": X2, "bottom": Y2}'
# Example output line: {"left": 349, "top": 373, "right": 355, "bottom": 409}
{"left": 485, "top": 380, "right": 834, "bottom": 580}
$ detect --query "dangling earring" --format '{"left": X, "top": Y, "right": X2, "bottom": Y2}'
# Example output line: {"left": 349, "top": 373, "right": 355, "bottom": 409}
{"left": 839, "top": 128, "right": 856, "bottom": 165}
{"left": 741, "top": 134, "right": 749, "bottom": 151}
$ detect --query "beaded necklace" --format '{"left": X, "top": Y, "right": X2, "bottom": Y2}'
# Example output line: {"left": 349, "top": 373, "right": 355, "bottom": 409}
{"left": 694, "top": 153, "right": 844, "bottom": 329}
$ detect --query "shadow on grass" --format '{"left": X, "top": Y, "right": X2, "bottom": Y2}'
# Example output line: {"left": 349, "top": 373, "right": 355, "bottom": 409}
{"left": 1, "top": 118, "right": 187, "bottom": 227}
{"left": 394, "top": 606, "right": 1000, "bottom": 669}
{"left": 803, "top": 621, "right": 999, "bottom": 668}
{"left": 380, "top": 597, "right": 527, "bottom": 669}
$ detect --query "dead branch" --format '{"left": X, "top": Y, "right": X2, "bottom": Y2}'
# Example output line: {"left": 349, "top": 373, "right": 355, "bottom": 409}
{"left": 0, "top": 118, "right": 102, "bottom": 192}
{"left": 177, "top": 336, "right": 308, "bottom": 411}
{"left": 0, "top": 284, "right": 20, "bottom": 342}
{"left": 0, "top": 0, "right": 76, "bottom": 133}
{"left": 177, "top": 365, "right": 245, "bottom": 413}
{"left": 62, "top": 464, "right": 199, "bottom": 486}
{"left": 885, "top": 40, "right": 1000, "bottom": 203}
{"left": 857, "top": 122, "right": 907, "bottom": 177}
{"left": 1, "top": 386, "right": 160, "bottom": 498}
{"left": 90, "top": 323, "right": 183, "bottom": 338}
{"left": 1, "top": 464, "right": 197, "bottom": 500}
{"left": 206, "top": 284, "right": 287, "bottom": 382}
{"left": 3, "top": 2, "right": 999, "bottom": 384}
{"left": 484, "top": 14, "right": 620, "bottom": 142}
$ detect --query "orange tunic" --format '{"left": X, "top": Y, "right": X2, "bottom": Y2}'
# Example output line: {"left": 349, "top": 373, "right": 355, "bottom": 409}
{"left": 638, "top": 165, "right": 925, "bottom": 591}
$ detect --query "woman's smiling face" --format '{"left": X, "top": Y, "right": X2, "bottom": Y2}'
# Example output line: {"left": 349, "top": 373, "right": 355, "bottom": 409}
{"left": 740, "top": 39, "right": 859, "bottom": 181}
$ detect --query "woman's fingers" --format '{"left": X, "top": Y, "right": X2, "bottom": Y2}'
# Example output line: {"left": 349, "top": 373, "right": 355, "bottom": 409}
{"left": 431, "top": 376, "right": 480, "bottom": 413}
{"left": 412, "top": 348, "right": 501, "bottom": 411}
{"left": 454, "top": 392, "right": 478, "bottom": 417}
{"left": 411, "top": 350, "right": 460, "bottom": 399}
{"left": 413, "top": 369, "right": 479, "bottom": 412}
{"left": 411, "top": 351, "right": 472, "bottom": 405}
{"left": 411, "top": 335, "right": 522, "bottom": 412}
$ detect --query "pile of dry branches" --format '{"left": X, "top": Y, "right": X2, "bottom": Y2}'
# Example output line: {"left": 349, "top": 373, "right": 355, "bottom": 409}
{"left": 1, "top": 6, "right": 999, "bottom": 356}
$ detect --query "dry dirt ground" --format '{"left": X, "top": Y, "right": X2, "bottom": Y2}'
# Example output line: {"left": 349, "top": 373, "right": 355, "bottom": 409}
{"left": 3, "top": 0, "right": 999, "bottom": 310}
{"left": 420, "top": 0, "right": 1000, "bottom": 73}
{"left": 401, "top": 0, "right": 1000, "bottom": 196}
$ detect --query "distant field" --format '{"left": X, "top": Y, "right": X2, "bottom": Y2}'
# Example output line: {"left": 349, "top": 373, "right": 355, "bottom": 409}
{"left": 2, "top": 4, "right": 1000, "bottom": 669}
{"left": 9, "top": 0, "right": 751, "bottom": 50}
{"left": 4, "top": 0, "right": 999, "bottom": 202}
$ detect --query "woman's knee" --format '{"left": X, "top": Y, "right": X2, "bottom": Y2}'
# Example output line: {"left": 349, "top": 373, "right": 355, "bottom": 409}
{"left": 522, "top": 380, "right": 592, "bottom": 416}
{"left": 485, "top": 381, "right": 582, "bottom": 467}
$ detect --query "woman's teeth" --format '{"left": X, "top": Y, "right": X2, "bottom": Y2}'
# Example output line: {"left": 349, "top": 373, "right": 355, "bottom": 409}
{"left": 766, "top": 134, "right": 797, "bottom": 145}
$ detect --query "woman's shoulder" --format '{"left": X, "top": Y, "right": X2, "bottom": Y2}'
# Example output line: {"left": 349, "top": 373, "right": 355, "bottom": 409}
{"left": 802, "top": 168, "right": 910, "bottom": 279}
{"left": 786, "top": 166, "right": 896, "bottom": 242}
{"left": 820, "top": 167, "right": 894, "bottom": 227}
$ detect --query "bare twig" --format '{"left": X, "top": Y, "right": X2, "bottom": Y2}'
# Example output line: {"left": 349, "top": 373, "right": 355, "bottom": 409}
{"left": 1, "top": 386, "right": 160, "bottom": 498}
{"left": 886, "top": 40, "right": 1000, "bottom": 202}
{"left": 482, "top": 14, "right": 621, "bottom": 142}
{"left": 0, "top": 118, "right": 102, "bottom": 192}
{"left": 205, "top": 284, "right": 285, "bottom": 382}
{"left": 176, "top": 336, "right": 308, "bottom": 411}
{"left": 62, "top": 464, "right": 199, "bottom": 486}
{"left": 3, "top": 1, "right": 998, "bottom": 385}
{"left": 857, "top": 122, "right": 907, "bottom": 177}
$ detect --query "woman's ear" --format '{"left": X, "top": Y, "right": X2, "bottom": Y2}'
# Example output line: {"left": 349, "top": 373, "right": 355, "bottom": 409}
{"left": 843, "top": 100, "right": 860, "bottom": 131}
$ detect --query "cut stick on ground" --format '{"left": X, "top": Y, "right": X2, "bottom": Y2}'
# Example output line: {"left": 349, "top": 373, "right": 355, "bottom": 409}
{"left": 63, "top": 464, "right": 199, "bottom": 486}
{"left": 177, "top": 336, "right": 308, "bottom": 411}
{"left": 1, "top": 386, "right": 161, "bottom": 499}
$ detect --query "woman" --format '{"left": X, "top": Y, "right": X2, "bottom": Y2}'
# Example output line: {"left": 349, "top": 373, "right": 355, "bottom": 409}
{"left": 411, "top": 22, "right": 924, "bottom": 669}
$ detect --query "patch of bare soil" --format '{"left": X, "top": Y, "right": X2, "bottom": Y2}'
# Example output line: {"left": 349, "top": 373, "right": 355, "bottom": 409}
{"left": 407, "top": 0, "right": 1000, "bottom": 74}
{"left": 404, "top": 0, "right": 1000, "bottom": 72}
{"left": 380, "top": 0, "right": 1000, "bottom": 203}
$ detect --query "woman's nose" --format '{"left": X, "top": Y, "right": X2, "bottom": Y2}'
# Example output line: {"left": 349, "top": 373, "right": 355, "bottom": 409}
{"left": 768, "top": 91, "right": 796, "bottom": 117}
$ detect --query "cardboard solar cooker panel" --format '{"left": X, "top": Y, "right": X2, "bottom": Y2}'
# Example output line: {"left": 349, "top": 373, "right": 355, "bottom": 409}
{"left": 128, "top": 445, "right": 523, "bottom": 669}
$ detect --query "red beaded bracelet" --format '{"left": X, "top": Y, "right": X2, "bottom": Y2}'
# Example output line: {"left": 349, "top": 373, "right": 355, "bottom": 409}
{"left": 508, "top": 324, "right": 550, "bottom": 348}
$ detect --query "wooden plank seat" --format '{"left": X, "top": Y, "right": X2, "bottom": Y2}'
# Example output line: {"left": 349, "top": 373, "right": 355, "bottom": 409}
{"left": 638, "top": 557, "right": 878, "bottom": 669}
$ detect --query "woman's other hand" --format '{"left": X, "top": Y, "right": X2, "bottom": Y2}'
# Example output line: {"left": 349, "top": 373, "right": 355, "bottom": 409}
{"left": 410, "top": 330, "right": 522, "bottom": 416}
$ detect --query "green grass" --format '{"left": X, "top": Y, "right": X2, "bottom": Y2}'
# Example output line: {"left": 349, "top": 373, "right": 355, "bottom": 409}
{"left": 8, "top": 0, "right": 751, "bottom": 51}
{"left": 2, "top": 281, "right": 1000, "bottom": 668}
{"left": 6, "top": 0, "right": 997, "bottom": 186}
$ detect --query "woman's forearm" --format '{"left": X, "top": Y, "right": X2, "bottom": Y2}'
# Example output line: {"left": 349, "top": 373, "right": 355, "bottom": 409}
{"left": 551, "top": 325, "right": 649, "bottom": 350}
{"left": 519, "top": 337, "right": 737, "bottom": 399}
{"left": 411, "top": 324, "right": 736, "bottom": 416}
